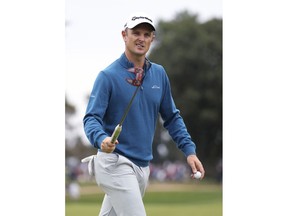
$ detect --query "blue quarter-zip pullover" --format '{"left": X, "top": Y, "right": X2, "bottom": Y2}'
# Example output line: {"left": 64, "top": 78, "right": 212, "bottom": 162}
{"left": 83, "top": 53, "right": 196, "bottom": 167}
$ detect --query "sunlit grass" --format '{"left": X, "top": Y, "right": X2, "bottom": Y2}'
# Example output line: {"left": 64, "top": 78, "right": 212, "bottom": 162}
{"left": 66, "top": 182, "right": 222, "bottom": 216}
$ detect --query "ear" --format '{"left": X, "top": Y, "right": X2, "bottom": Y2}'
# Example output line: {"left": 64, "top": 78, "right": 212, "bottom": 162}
{"left": 151, "top": 33, "right": 155, "bottom": 42}
{"left": 122, "top": 30, "right": 127, "bottom": 42}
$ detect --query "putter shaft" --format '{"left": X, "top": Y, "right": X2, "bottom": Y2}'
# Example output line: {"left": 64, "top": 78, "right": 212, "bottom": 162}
{"left": 111, "top": 85, "right": 140, "bottom": 143}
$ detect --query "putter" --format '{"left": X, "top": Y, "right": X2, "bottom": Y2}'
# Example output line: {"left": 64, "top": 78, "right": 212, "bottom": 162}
{"left": 110, "top": 67, "right": 144, "bottom": 143}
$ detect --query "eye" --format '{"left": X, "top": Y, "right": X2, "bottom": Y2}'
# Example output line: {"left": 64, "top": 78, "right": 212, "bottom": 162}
{"left": 132, "top": 31, "right": 140, "bottom": 36}
{"left": 144, "top": 33, "right": 151, "bottom": 38}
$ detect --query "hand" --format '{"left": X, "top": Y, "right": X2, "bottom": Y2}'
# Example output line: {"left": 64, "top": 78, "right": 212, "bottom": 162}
{"left": 187, "top": 154, "right": 205, "bottom": 180}
{"left": 101, "top": 137, "right": 119, "bottom": 153}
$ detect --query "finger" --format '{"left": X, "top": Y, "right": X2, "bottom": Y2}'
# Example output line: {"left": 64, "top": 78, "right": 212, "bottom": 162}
{"left": 190, "top": 162, "right": 197, "bottom": 174}
{"left": 101, "top": 142, "right": 110, "bottom": 152}
{"left": 107, "top": 142, "right": 116, "bottom": 148}
{"left": 187, "top": 155, "right": 197, "bottom": 172}
{"left": 199, "top": 166, "right": 205, "bottom": 175}
{"left": 197, "top": 164, "right": 205, "bottom": 179}
{"left": 105, "top": 141, "right": 116, "bottom": 153}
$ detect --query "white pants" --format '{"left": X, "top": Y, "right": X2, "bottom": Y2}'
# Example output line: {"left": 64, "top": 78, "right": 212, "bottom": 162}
{"left": 94, "top": 152, "right": 150, "bottom": 216}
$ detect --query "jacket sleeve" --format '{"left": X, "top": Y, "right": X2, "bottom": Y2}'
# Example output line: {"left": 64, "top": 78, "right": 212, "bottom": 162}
{"left": 159, "top": 72, "right": 196, "bottom": 157}
{"left": 83, "top": 72, "right": 110, "bottom": 148}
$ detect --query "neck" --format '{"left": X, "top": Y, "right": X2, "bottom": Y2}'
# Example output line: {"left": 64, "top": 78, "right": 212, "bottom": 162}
{"left": 125, "top": 50, "right": 145, "bottom": 68}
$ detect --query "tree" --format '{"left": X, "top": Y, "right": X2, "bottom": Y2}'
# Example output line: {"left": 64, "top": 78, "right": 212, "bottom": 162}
{"left": 149, "top": 11, "right": 222, "bottom": 177}
{"left": 65, "top": 95, "right": 94, "bottom": 159}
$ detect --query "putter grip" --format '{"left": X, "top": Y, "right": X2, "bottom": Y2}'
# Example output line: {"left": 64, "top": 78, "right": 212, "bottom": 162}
{"left": 111, "top": 124, "right": 122, "bottom": 144}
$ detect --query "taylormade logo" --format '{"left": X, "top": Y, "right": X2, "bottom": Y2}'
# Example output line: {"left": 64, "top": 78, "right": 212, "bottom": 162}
{"left": 152, "top": 85, "right": 160, "bottom": 89}
{"left": 131, "top": 16, "right": 152, "bottom": 23}
{"left": 124, "top": 15, "right": 154, "bottom": 29}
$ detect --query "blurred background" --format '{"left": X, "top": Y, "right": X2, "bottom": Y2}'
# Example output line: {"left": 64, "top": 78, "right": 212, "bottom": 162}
{"left": 2, "top": 1, "right": 287, "bottom": 215}
{"left": 65, "top": 0, "right": 222, "bottom": 215}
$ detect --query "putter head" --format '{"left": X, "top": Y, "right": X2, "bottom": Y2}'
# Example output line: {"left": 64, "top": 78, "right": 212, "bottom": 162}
{"left": 126, "top": 67, "right": 144, "bottom": 86}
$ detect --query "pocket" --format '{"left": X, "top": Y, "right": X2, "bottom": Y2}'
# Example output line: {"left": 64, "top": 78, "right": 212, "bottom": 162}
{"left": 98, "top": 152, "right": 119, "bottom": 170}
{"left": 105, "top": 153, "right": 119, "bottom": 163}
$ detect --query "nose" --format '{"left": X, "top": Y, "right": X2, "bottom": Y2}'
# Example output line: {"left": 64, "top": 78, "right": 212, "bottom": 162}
{"left": 138, "top": 34, "right": 145, "bottom": 41}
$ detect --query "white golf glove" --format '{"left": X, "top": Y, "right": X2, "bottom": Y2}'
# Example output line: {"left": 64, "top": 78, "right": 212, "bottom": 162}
{"left": 81, "top": 155, "right": 96, "bottom": 176}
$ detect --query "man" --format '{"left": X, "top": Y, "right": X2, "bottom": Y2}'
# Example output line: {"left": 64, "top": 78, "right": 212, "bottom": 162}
{"left": 83, "top": 12, "right": 205, "bottom": 216}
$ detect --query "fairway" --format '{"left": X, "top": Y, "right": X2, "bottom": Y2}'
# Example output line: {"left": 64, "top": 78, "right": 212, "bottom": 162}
{"left": 66, "top": 182, "right": 222, "bottom": 216}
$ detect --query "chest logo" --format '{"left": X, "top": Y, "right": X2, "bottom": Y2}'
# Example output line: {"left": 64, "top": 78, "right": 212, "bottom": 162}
{"left": 152, "top": 85, "right": 160, "bottom": 89}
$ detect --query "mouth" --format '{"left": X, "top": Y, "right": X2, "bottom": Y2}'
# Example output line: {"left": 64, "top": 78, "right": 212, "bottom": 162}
{"left": 136, "top": 43, "right": 144, "bottom": 49}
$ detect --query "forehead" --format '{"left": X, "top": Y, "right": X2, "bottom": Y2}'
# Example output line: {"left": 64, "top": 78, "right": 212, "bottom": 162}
{"left": 131, "top": 23, "right": 155, "bottom": 32}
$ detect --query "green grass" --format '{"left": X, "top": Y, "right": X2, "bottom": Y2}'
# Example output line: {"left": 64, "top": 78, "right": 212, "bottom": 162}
{"left": 145, "top": 190, "right": 222, "bottom": 216}
{"left": 66, "top": 182, "right": 222, "bottom": 216}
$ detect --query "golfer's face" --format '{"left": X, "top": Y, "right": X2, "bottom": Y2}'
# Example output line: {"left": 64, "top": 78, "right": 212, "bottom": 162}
{"left": 124, "top": 24, "right": 155, "bottom": 57}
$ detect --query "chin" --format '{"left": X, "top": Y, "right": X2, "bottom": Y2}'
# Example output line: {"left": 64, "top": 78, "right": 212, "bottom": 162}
{"left": 135, "top": 49, "right": 146, "bottom": 55}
